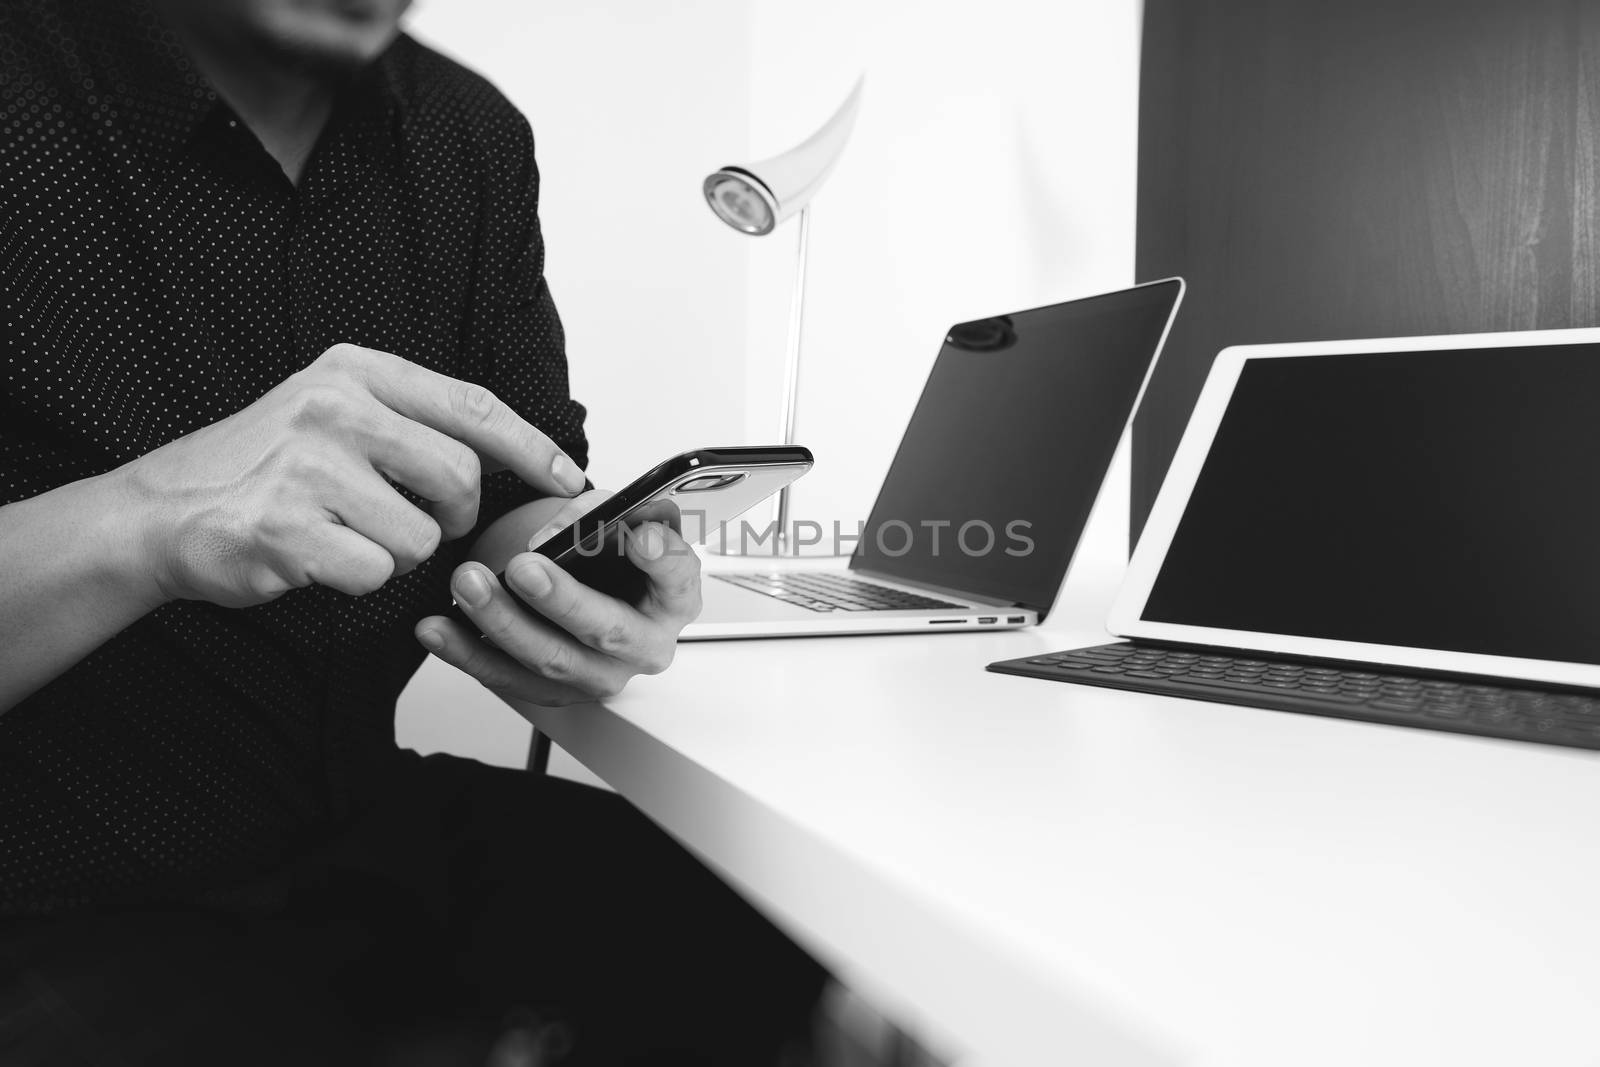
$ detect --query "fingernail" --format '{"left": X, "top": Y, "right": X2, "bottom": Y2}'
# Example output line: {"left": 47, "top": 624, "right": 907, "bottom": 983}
{"left": 455, "top": 568, "right": 492, "bottom": 608}
{"left": 418, "top": 628, "right": 445, "bottom": 652}
{"left": 551, "top": 454, "right": 586, "bottom": 495}
{"left": 528, "top": 523, "right": 558, "bottom": 551}
{"left": 511, "top": 556, "right": 553, "bottom": 598}
{"left": 633, "top": 522, "right": 665, "bottom": 560}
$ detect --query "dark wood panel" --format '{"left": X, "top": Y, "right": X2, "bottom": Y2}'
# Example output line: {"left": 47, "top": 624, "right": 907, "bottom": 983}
{"left": 1134, "top": 0, "right": 1600, "bottom": 542}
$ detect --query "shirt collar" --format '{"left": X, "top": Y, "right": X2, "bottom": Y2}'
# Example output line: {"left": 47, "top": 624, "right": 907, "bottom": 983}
{"left": 64, "top": 0, "right": 407, "bottom": 162}
{"left": 61, "top": 0, "right": 222, "bottom": 156}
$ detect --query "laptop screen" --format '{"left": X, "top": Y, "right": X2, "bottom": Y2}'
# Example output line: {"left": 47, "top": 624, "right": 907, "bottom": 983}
{"left": 1141, "top": 344, "right": 1600, "bottom": 666}
{"left": 851, "top": 280, "right": 1182, "bottom": 613}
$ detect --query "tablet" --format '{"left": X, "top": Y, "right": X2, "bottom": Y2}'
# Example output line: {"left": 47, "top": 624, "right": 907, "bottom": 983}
{"left": 1109, "top": 327, "right": 1600, "bottom": 690}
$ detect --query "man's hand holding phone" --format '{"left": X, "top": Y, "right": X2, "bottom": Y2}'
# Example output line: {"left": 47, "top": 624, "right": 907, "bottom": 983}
{"left": 415, "top": 492, "right": 704, "bottom": 706}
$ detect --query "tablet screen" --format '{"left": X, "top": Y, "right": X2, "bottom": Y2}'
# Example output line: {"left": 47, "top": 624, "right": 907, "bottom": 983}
{"left": 1141, "top": 345, "right": 1600, "bottom": 666}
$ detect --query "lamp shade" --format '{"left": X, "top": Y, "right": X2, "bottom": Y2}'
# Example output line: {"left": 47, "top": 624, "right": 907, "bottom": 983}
{"left": 703, "top": 77, "right": 864, "bottom": 236}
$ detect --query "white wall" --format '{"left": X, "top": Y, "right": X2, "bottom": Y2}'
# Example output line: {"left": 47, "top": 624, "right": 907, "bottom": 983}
{"left": 742, "top": 0, "right": 1144, "bottom": 568}
{"left": 396, "top": 0, "right": 1144, "bottom": 770}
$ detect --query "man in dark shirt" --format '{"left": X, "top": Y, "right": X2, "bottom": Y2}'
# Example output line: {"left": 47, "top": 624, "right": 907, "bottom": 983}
{"left": 0, "top": 0, "right": 824, "bottom": 1063}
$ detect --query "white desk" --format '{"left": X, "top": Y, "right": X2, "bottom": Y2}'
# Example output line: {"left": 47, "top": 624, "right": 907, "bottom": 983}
{"left": 509, "top": 561, "right": 1600, "bottom": 1067}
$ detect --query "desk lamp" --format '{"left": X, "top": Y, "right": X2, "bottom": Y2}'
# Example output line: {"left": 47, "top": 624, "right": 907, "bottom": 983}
{"left": 702, "top": 77, "right": 863, "bottom": 555}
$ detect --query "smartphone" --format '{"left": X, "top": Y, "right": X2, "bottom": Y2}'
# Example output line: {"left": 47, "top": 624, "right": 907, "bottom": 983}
{"left": 463, "top": 446, "right": 813, "bottom": 609}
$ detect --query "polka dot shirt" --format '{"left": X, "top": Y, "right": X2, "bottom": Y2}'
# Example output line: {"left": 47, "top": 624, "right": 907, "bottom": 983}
{"left": 0, "top": 0, "right": 588, "bottom": 915}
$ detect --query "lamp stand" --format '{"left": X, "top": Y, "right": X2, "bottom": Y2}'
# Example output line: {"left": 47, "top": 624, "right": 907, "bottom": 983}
{"left": 771, "top": 204, "right": 809, "bottom": 553}
{"left": 711, "top": 205, "right": 848, "bottom": 558}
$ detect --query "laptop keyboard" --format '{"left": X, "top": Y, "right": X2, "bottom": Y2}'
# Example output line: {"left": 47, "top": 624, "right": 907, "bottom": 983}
{"left": 715, "top": 571, "right": 965, "bottom": 613}
{"left": 988, "top": 642, "right": 1600, "bottom": 750}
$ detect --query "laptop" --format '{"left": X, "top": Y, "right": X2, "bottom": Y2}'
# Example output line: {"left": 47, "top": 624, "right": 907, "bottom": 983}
{"left": 990, "top": 327, "right": 1600, "bottom": 750}
{"left": 682, "top": 278, "right": 1186, "bottom": 640}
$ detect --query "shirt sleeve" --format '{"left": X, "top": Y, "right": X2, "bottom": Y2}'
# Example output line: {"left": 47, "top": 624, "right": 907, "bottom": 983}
{"left": 467, "top": 116, "right": 590, "bottom": 538}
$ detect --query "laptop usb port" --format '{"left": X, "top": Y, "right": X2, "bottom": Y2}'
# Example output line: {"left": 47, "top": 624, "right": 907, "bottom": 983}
{"left": 1007, "top": 615, "right": 1025, "bottom": 624}
{"left": 978, "top": 616, "right": 997, "bottom": 624}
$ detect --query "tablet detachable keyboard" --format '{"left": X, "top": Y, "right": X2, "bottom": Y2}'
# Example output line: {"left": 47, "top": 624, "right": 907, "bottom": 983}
{"left": 988, "top": 642, "right": 1600, "bottom": 750}
{"left": 716, "top": 571, "right": 965, "bottom": 613}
